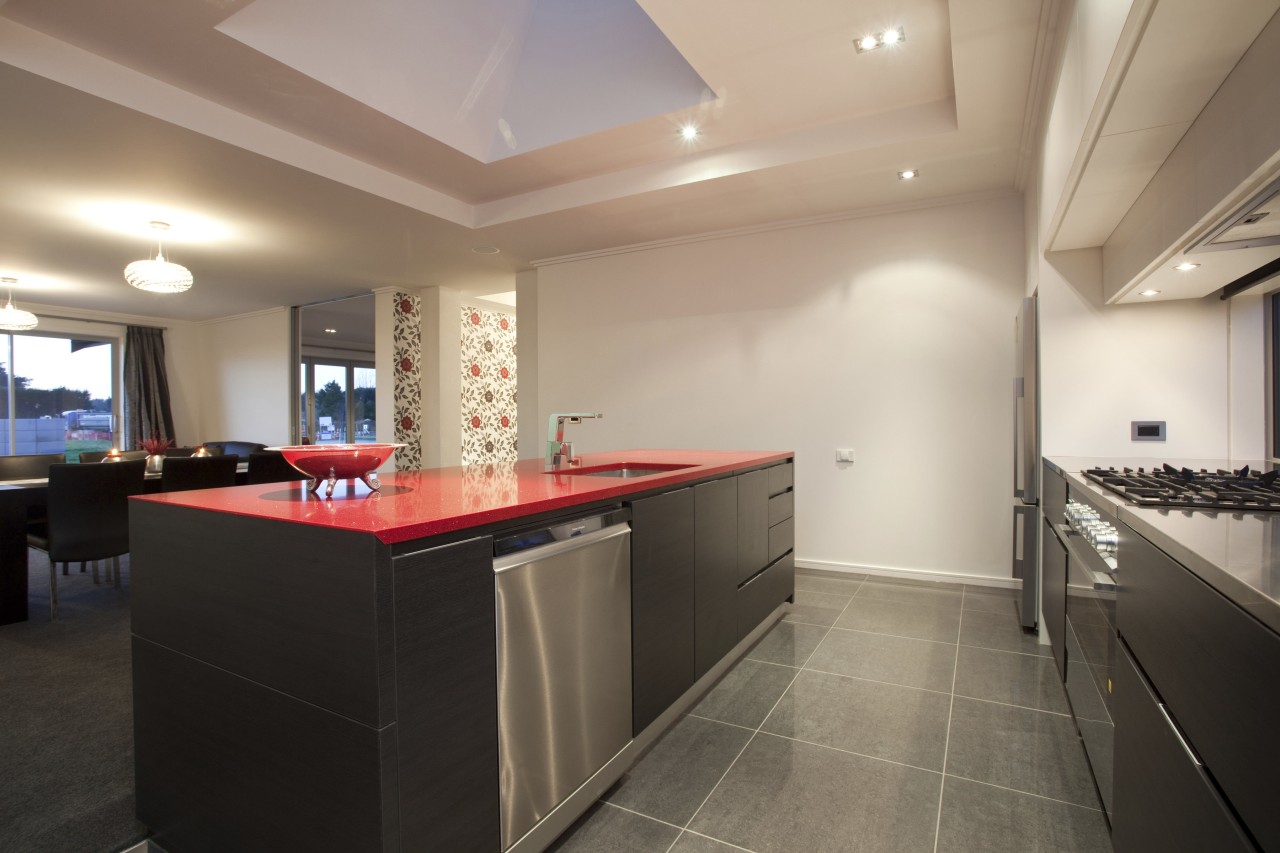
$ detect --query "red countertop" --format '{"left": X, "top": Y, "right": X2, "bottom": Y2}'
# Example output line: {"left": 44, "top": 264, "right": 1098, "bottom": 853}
{"left": 132, "top": 449, "right": 792, "bottom": 544}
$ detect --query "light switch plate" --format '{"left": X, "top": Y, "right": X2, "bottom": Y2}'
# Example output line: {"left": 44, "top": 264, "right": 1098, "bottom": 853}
{"left": 836, "top": 448, "right": 855, "bottom": 462}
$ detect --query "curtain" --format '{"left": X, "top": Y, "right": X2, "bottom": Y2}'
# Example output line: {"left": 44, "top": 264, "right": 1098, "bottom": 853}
{"left": 123, "top": 325, "right": 176, "bottom": 450}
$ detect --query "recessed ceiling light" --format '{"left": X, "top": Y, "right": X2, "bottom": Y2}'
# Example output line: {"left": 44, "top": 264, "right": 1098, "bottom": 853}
{"left": 898, "top": 169, "right": 919, "bottom": 180}
{"left": 323, "top": 328, "right": 337, "bottom": 334}
{"left": 680, "top": 125, "right": 700, "bottom": 141}
{"left": 472, "top": 245, "right": 500, "bottom": 255}
{"left": 1140, "top": 289, "right": 1161, "bottom": 297}
{"left": 854, "top": 27, "right": 906, "bottom": 53}
{"left": 1173, "top": 262, "right": 1200, "bottom": 271}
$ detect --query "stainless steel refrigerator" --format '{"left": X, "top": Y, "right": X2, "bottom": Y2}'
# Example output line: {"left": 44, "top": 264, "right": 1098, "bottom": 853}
{"left": 1013, "top": 295, "right": 1038, "bottom": 629}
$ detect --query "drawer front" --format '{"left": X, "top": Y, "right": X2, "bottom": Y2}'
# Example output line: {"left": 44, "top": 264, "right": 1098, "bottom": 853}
{"left": 768, "top": 491, "right": 794, "bottom": 527}
{"left": 767, "top": 462, "right": 793, "bottom": 496}
{"left": 737, "top": 552, "right": 794, "bottom": 640}
{"left": 1111, "top": 642, "right": 1255, "bottom": 853}
{"left": 767, "top": 516, "right": 794, "bottom": 565}
{"left": 1118, "top": 528, "right": 1280, "bottom": 852}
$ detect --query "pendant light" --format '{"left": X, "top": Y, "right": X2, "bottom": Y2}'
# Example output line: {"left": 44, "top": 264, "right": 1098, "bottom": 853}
{"left": 0, "top": 277, "right": 38, "bottom": 331}
{"left": 124, "top": 221, "right": 193, "bottom": 293}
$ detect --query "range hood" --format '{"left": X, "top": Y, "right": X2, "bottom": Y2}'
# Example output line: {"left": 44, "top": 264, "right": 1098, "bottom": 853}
{"left": 1195, "top": 176, "right": 1280, "bottom": 253}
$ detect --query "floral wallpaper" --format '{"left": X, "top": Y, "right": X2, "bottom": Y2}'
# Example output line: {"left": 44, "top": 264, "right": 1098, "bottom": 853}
{"left": 461, "top": 305, "right": 517, "bottom": 465}
{"left": 393, "top": 292, "right": 422, "bottom": 470}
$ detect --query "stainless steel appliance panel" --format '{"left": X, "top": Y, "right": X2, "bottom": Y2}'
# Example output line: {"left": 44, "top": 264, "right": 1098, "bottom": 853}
{"left": 1013, "top": 295, "right": 1039, "bottom": 629}
{"left": 494, "top": 517, "right": 633, "bottom": 850}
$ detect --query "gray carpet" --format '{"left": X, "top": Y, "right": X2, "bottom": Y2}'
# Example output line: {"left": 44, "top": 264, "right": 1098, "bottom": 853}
{"left": 0, "top": 553, "right": 149, "bottom": 853}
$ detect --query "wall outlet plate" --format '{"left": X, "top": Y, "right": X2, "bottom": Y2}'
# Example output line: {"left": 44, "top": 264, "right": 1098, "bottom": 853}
{"left": 836, "top": 448, "right": 855, "bottom": 462}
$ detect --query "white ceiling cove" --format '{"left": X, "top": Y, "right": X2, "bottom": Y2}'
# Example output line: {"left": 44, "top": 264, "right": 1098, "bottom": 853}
{"left": 217, "top": 0, "right": 712, "bottom": 163}
{"left": 0, "top": 0, "right": 1052, "bottom": 321}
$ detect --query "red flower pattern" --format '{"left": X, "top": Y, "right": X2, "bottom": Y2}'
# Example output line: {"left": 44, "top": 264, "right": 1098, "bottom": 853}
{"left": 500, "top": 416, "right": 510, "bottom": 428}
{"left": 470, "top": 416, "right": 481, "bottom": 429}
{"left": 399, "top": 299, "right": 414, "bottom": 314}
{"left": 470, "top": 363, "right": 481, "bottom": 377}
{"left": 499, "top": 318, "right": 509, "bottom": 331}
{"left": 399, "top": 357, "right": 413, "bottom": 372}
{"left": 499, "top": 367, "right": 509, "bottom": 379}
{"left": 469, "top": 312, "right": 481, "bottom": 325}
{"left": 400, "top": 416, "right": 414, "bottom": 430}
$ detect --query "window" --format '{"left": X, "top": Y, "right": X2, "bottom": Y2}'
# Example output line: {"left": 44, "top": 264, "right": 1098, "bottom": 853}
{"left": 299, "top": 357, "right": 375, "bottom": 444}
{"left": 1, "top": 332, "right": 116, "bottom": 461}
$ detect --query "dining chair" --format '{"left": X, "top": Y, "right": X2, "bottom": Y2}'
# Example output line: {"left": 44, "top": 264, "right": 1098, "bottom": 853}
{"left": 26, "top": 458, "right": 146, "bottom": 620}
{"left": 160, "top": 454, "right": 239, "bottom": 493}
{"left": 202, "top": 441, "right": 268, "bottom": 459}
{"left": 246, "top": 450, "right": 303, "bottom": 485}
{"left": 0, "top": 452, "right": 65, "bottom": 535}
{"left": 0, "top": 451, "right": 66, "bottom": 480}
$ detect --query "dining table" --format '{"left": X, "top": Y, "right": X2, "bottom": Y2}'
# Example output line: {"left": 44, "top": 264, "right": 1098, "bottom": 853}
{"left": 0, "top": 462, "right": 250, "bottom": 624}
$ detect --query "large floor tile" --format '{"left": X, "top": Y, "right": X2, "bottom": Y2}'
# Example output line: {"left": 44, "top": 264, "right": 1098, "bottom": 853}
{"left": 855, "top": 577, "right": 963, "bottom": 611}
{"left": 807, "top": 628, "right": 957, "bottom": 693}
{"left": 668, "top": 832, "right": 751, "bottom": 853}
{"left": 936, "top": 776, "right": 1112, "bottom": 853}
{"left": 794, "top": 572, "right": 866, "bottom": 595}
{"left": 746, "top": 620, "right": 828, "bottom": 667}
{"left": 605, "top": 715, "right": 753, "bottom": 826}
{"left": 687, "top": 733, "right": 942, "bottom": 853}
{"left": 547, "top": 802, "right": 682, "bottom": 853}
{"left": 834, "top": 596, "right": 962, "bottom": 644}
{"left": 961, "top": 585, "right": 1020, "bottom": 618}
{"left": 691, "top": 659, "right": 798, "bottom": 729}
{"left": 958, "top": 608, "right": 1049, "bottom": 656}
{"left": 782, "top": 590, "right": 851, "bottom": 627}
{"left": 953, "top": 645, "right": 1069, "bottom": 714}
{"left": 761, "top": 670, "right": 951, "bottom": 770}
{"left": 945, "top": 697, "right": 1100, "bottom": 809}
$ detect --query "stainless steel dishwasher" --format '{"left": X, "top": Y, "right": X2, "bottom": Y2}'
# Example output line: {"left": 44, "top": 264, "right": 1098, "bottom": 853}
{"left": 493, "top": 507, "right": 633, "bottom": 850}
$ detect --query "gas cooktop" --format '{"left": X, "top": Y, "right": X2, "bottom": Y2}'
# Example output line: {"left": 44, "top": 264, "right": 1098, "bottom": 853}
{"left": 1083, "top": 464, "right": 1280, "bottom": 511}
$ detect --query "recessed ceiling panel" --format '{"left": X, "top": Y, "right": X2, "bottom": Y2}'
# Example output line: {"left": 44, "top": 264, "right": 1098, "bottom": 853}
{"left": 218, "top": 0, "right": 711, "bottom": 164}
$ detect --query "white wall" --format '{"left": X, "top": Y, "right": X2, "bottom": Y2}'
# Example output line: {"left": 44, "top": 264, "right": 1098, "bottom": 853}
{"left": 1030, "top": 0, "right": 1264, "bottom": 462}
{"left": 196, "top": 308, "right": 291, "bottom": 445}
{"left": 535, "top": 194, "right": 1026, "bottom": 582}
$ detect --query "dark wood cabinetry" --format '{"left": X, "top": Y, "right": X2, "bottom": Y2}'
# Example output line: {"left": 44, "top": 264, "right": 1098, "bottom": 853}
{"left": 629, "top": 487, "right": 697, "bottom": 735}
{"left": 1041, "top": 516, "right": 1067, "bottom": 679}
{"left": 1111, "top": 643, "right": 1255, "bottom": 853}
{"left": 695, "top": 477, "right": 739, "bottom": 679}
{"left": 736, "top": 468, "right": 769, "bottom": 583}
{"left": 131, "top": 503, "right": 498, "bottom": 853}
{"left": 1116, "top": 529, "right": 1280, "bottom": 853}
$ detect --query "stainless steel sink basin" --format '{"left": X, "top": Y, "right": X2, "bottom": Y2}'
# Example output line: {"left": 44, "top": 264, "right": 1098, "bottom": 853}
{"left": 547, "top": 463, "right": 695, "bottom": 478}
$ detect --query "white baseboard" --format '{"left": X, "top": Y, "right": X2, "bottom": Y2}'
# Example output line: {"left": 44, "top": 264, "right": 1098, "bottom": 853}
{"left": 796, "top": 558, "right": 1021, "bottom": 590}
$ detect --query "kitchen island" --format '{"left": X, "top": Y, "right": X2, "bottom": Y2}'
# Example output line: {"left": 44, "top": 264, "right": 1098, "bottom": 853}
{"left": 128, "top": 449, "right": 795, "bottom": 853}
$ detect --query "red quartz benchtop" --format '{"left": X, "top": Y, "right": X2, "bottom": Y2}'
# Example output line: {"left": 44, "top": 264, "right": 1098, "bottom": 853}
{"left": 132, "top": 449, "right": 793, "bottom": 544}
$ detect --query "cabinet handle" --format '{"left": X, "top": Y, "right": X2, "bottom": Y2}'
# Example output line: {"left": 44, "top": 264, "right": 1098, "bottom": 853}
{"left": 1158, "top": 703, "right": 1203, "bottom": 767}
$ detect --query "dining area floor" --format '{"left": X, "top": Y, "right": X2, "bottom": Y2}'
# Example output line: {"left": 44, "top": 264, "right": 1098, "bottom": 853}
{"left": 548, "top": 571, "right": 1114, "bottom": 853}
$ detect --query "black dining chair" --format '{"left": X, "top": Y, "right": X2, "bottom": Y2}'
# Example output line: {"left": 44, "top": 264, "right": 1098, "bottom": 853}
{"left": 0, "top": 451, "right": 66, "bottom": 480}
{"left": 26, "top": 458, "right": 146, "bottom": 619}
{"left": 0, "top": 451, "right": 65, "bottom": 531}
{"left": 246, "top": 450, "right": 303, "bottom": 485}
{"left": 160, "top": 454, "right": 239, "bottom": 493}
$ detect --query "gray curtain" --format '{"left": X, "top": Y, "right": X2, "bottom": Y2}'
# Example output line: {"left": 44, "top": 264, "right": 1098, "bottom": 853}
{"left": 123, "top": 325, "right": 176, "bottom": 450}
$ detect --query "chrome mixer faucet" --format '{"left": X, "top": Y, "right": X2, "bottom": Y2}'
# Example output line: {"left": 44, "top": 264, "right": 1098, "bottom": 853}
{"left": 546, "top": 412, "right": 602, "bottom": 471}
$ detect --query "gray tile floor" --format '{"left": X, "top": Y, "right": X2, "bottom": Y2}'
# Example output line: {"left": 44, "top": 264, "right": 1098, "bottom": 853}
{"left": 548, "top": 572, "right": 1114, "bottom": 853}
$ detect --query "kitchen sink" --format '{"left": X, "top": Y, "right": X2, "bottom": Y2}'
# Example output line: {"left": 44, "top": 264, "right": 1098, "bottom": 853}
{"left": 548, "top": 463, "right": 695, "bottom": 478}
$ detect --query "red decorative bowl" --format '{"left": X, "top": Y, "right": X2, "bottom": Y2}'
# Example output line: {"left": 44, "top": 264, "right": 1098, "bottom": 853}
{"left": 267, "top": 444, "right": 405, "bottom": 496}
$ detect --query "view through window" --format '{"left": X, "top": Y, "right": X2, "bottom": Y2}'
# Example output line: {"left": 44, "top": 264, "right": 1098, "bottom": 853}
{"left": 299, "top": 359, "right": 375, "bottom": 444}
{"left": 1, "top": 333, "right": 115, "bottom": 462}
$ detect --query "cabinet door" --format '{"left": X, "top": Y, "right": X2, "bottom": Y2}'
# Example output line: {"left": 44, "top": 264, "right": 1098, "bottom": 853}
{"left": 1111, "top": 643, "right": 1255, "bottom": 853}
{"left": 695, "top": 477, "right": 738, "bottom": 680}
{"left": 736, "top": 468, "right": 769, "bottom": 584}
{"left": 630, "top": 487, "right": 696, "bottom": 735}
{"left": 1041, "top": 518, "right": 1067, "bottom": 681}
{"left": 393, "top": 536, "right": 500, "bottom": 853}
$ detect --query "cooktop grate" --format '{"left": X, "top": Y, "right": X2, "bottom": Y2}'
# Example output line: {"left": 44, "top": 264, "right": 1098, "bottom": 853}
{"left": 1083, "top": 464, "right": 1280, "bottom": 511}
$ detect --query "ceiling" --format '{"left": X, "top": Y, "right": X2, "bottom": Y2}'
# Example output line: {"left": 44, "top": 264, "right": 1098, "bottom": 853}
{"left": 0, "top": 0, "right": 1054, "bottom": 323}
